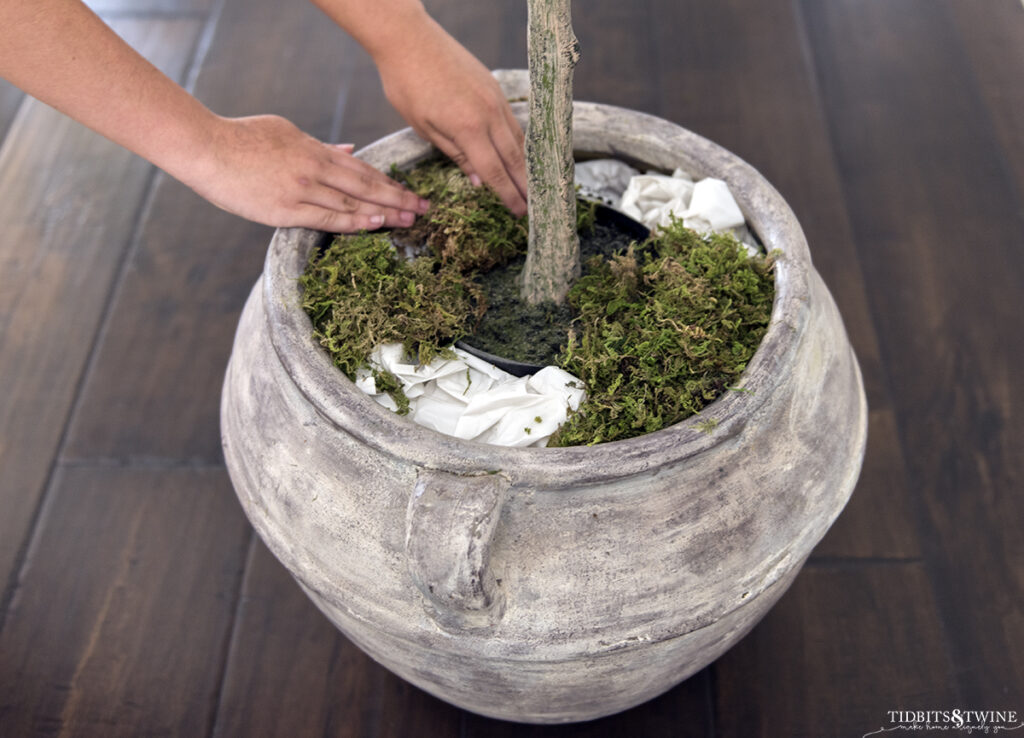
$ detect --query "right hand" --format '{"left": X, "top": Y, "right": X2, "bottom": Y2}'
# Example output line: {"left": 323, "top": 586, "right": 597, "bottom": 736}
{"left": 374, "top": 18, "right": 528, "bottom": 217}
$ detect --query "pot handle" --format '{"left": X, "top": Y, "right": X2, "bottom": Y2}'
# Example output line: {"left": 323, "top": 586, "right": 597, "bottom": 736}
{"left": 406, "top": 469, "right": 510, "bottom": 631}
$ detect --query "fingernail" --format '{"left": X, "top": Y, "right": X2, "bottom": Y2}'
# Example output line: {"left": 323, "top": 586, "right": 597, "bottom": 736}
{"left": 400, "top": 211, "right": 415, "bottom": 226}
{"left": 418, "top": 198, "right": 430, "bottom": 212}
{"left": 470, "top": 174, "right": 482, "bottom": 187}
{"left": 369, "top": 214, "right": 385, "bottom": 227}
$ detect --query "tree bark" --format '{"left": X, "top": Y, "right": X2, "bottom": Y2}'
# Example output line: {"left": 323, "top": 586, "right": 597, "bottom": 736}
{"left": 520, "top": 0, "right": 580, "bottom": 305}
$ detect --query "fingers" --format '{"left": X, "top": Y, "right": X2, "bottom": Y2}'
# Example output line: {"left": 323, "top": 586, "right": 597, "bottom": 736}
{"left": 292, "top": 204, "right": 387, "bottom": 234}
{"left": 302, "top": 182, "right": 418, "bottom": 230}
{"left": 325, "top": 149, "right": 430, "bottom": 215}
{"left": 427, "top": 117, "right": 528, "bottom": 217}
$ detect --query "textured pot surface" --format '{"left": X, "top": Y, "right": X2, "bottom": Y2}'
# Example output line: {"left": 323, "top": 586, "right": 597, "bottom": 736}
{"left": 220, "top": 103, "right": 868, "bottom": 723}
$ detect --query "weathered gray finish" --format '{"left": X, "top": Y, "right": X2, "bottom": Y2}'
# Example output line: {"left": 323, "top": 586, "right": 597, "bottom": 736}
{"left": 406, "top": 469, "right": 510, "bottom": 631}
{"left": 521, "top": 0, "right": 580, "bottom": 304}
{"left": 220, "top": 103, "right": 868, "bottom": 723}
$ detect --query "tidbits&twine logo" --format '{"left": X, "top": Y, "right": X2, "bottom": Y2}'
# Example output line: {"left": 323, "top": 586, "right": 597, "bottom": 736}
{"left": 863, "top": 710, "right": 1023, "bottom": 735}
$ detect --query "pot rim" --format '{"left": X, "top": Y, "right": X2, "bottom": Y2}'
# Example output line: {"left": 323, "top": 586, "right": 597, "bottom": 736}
{"left": 261, "top": 102, "right": 811, "bottom": 488}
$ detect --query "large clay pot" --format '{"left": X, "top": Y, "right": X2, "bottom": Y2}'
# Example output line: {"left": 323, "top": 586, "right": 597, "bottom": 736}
{"left": 220, "top": 102, "right": 867, "bottom": 724}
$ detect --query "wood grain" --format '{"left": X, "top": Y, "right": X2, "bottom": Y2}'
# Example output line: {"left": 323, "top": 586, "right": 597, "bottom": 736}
{"left": 212, "top": 541, "right": 463, "bottom": 738}
{"left": 944, "top": 0, "right": 1024, "bottom": 197}
{"left": 644, "top": 0, "right": 906, "bottom": 558}
{"left": 61, "top": 0, "right": 357, "bottom": 463}
{"left": 461, "top": 673, "right": 714, "bottom": 737}
{"left": 0, "top": 465, "right": 251, "bottom": 737}
{"left": 0, "top": 0, "right": 1020, "bottom": 733}
{"left": 0, "top": 16, "right": 203, "bottom": 609}
{"left": 800, "top": 0, "right": 1024, "bottom": 705}
{"left": 572, "top": 0, "right": 662, "bottom": 113}
{"left": 813, "top": 409, "right": 922, "bottom": 559}
{"left": 713, "top": 564, "right": 959, "bottom": 737}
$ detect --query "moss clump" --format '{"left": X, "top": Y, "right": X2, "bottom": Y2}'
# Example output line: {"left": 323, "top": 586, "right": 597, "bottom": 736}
{"left": 548, "top": 218, "right": 775, "bottom": 446}
{"left": 300, "top": 231, "right": 484, "bottom": 381}
{"left": 391, "top": 158, "right": 528, "bottom": 272}
{"left": 301, "top": 158, "right": 524, "bottom": 408}
{"left": 300, "top": 157, "right": 775, "bottom": 446}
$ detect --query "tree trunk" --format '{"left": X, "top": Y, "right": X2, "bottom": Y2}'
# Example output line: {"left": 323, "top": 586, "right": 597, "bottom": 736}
{"left": 520, "top": 0, "right": 580, "bottom": 305}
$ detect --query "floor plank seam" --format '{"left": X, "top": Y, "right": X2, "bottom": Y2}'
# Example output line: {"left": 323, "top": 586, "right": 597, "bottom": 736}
{"left": 804, "top": 556, "right": 924, "bottom": 569}
{"left": 183, "top": 0, "right": 228, "bottom": 95}
{"left": 794, "top": 0, "right": 981, "bottom": 706}
{"left": 56, "top": 456, "right": 228, "bottom": 471}
{"left": 327, "top": 60, "right": 356, "bottom": 146}
{"left": 206, "top": 530, "right": 257, "bottom": 738}
{"left": 704, "top": 666, "right": 719, "bottom": 738}
{"left": 0, "top": 0, "right": 230, "bottom": 636}
{"left": 50, "top": 0, "right": 233, "bottom": 478}
{"left": 940, "top": 0, "right": 1024, "bottom": 213}
{"left": 0, "top": 177, "right": 168, "bottom": 637}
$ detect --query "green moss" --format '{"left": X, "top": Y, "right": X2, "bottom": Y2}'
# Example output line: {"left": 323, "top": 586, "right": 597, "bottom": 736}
{"left": 299, "top": 230, "right": 483, "bottom": 383}
{"left": 301, "top": 158, "right": 775, "bottom": 447}
{"left": 694, "top": 417, "right": 720, "bottom": 435}
{"left": 547, "top": 218, "right": 775, "bottom": 446}
{"left": 391, "top": 157, "right": 528, "bottom": 273}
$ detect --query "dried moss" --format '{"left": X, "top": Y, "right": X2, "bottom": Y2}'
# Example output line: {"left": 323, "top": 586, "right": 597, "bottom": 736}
{"left": 548, "top": 218, "right": 775, "bottom": 446}
{"left": 300, "top": 231, "right": 483, "bottom": 379}
{"left": 391, "top": 157, "right": 528, "bottom": 272}
{"left": 300, "top": 158, "right": 775, "bottom": 447}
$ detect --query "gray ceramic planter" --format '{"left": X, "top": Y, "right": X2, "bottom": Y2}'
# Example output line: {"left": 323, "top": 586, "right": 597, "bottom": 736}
{"left": 220, "top": 102, "right": 867, "bottom": 723}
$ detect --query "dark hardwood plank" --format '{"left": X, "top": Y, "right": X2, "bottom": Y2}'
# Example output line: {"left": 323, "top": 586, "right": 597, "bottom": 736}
{"left": 212, "top": 541, "right": 463, "bottom": 738}
{"left": 62, "top": 0, "right": 358, "bottom": 463}
{"left": 334, "top": 46, "right": 406, "bottom": 150}
{"left": 425, "top": 0, "right": 521, "bottom": 72}
{"left": 0, "top": 16, "right": 203, "bottom": 608}
{"left": 646, "top": 0, "right": 910, "bottom": 555}
{"left": 944, "top": 0, "right": 1024, "bottom": 197}
{"left": 651, "top": 0, "right": 890, "bottom": 410}
{"left": 572, "top": 0, "right": 662, "bottom": 113}
{"left": 339, "top": 0, "right": 528, "bottom": 150}
{"left": 0, "top": 465, "right": 251, "bottom": 737}
{"left": 800, "top": 0, "right": 1024, "bottom": 705}
{"left": 461, "top": 672, "right": 713, "bottom": 738}
{"left": 713, "top": 564, "right": 958, "bottom": 737}
{"left": 813, "top": 409, "right": 921, "bottom": 559}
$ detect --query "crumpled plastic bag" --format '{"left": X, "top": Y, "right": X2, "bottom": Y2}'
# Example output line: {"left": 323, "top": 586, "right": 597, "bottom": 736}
{"left": 575, "top": 159, "right": 759, "bottom": 255}
{"left": 356, "top": 343, "right": 585, "bottom": 448}
{"left": 621, "top": 169, "right": 747, "bottom": 236}
{"left": 620, "top": 168, "right": 695, "bottom": 231}
{"left": 575, "top": 159, "right": 641, "bottom": 206}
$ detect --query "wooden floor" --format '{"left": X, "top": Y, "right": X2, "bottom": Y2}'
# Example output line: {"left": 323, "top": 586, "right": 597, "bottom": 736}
{"left": 1, "top": 0, "right": 1021, "bottom": 735}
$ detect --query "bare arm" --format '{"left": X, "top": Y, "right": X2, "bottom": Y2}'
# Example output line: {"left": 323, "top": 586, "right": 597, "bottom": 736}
{"left": 0, "top": 0, "right": 428, "bottom": 231}
{"left": 312, "top": 0, "right": 528, "bottom": 216}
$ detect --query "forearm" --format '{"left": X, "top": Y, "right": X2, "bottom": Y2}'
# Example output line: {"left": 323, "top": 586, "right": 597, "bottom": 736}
{"left": 0, "top": 0, "right": 217, "bottom": 183}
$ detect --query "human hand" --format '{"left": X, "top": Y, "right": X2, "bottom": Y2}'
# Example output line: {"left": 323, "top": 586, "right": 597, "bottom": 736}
{"left": 186, "top": 114, "right": 430, "bottom": 232}
{"left": 374, "top": 19, "right": 528, "bottom": 217}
